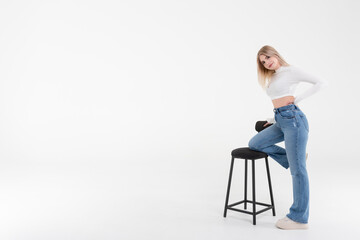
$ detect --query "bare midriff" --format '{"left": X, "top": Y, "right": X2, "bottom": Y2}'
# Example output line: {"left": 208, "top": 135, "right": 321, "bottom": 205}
{"left": 272, "top": 96, "right": 295, "bottom": 108}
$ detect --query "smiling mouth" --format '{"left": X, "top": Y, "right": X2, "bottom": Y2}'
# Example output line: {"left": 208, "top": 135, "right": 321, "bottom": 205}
{"left": 269, "top": 63, "right": 273, "bottom": 67}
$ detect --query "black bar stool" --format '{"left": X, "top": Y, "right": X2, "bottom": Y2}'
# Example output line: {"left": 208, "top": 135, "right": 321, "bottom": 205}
{"left": 223, "top": 121, "right": 276, "bottom": 225}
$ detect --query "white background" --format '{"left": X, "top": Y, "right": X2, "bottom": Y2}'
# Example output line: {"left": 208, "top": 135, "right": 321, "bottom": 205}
{"left": 0, "top": 0, "right": 359, "bottom": 239}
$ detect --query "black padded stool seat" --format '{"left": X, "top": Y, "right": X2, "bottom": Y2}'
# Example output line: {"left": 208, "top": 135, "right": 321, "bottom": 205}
{"left": 231, "top": 147, "right": 268, "bottom": 160}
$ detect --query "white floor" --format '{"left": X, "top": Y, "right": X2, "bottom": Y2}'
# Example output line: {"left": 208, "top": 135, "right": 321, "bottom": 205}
{"left": 0, "top": 157, "right": 359, "bottom": 240}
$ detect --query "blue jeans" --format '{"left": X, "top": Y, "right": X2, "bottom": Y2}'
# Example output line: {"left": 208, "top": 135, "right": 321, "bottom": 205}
{"left": 248, "top": 104, "right": 309, "bottom": 224}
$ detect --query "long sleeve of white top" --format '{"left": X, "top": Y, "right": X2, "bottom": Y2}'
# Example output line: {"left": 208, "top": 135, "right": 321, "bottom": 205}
{"left": 292, "top": 66, "right": 329, "bottom": 105}
{"left": 266, "top": 117, "right": 276, "bottom": 124}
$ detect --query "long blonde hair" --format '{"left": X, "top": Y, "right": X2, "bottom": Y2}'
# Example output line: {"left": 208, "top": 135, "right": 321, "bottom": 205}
{"left": 257, "top": 45, "right": 290, "bottom": 89}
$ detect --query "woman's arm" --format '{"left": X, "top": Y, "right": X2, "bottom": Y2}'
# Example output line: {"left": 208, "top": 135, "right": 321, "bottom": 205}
{"left": 266, "top": 117, "right": 276, "bottom": 124}
{"left": 293, "top": 66, "right": 329, "bottom": 105}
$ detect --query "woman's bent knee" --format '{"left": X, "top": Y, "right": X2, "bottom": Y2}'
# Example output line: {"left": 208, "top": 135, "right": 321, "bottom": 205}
{"left": 248, "top": 138, "right": 260, "bottom": 151}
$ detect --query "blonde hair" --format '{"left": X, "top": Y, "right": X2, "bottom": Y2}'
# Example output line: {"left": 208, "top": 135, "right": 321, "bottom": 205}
{"left": 257, "top": 45, "right": 290, "bottom": 89}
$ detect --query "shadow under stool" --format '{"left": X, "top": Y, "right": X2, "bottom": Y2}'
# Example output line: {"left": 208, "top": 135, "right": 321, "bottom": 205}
{"left": 223, "top": 121, "right": 276, "bottom": 225}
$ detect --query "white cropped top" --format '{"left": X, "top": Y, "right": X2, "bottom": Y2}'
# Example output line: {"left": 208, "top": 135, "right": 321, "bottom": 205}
{"left": 266, "top": 65, "right": 328, "bottom": 124}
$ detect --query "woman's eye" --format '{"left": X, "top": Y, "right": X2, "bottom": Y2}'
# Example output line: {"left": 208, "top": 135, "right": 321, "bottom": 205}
{"left": 266, "top": 56, "right": 270, "bottom": 59}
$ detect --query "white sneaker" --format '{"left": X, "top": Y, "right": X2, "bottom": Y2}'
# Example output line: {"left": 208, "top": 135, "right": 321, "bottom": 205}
{"left": 275, "top": 216, "right": 309, "bottom": 230}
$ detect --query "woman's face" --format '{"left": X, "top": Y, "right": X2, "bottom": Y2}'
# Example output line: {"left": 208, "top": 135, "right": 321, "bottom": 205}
{"left": 259, "top": 54, "right": 281, "bottom": 70}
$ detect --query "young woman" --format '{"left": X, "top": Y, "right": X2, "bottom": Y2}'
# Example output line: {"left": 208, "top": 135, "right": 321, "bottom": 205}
{"left": 248, "top": 45, "right": 328, "bottom": 230}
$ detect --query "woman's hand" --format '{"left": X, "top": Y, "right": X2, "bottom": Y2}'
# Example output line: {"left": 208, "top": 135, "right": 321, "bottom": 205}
{"left": 263, "top": 122, "right": 272, "bottom": 127}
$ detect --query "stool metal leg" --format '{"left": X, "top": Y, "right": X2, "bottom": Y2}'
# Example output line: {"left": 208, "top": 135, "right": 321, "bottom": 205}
{"left": 265, "top": 156, "right": 276, "bottom": 216}
{"left": 223, "top": 156, "right": 235, "bottom": 217}
{"left": 244, "top": 159, "right": 248, "bottom": 210}
{"left": 252, "top": 159, "right": 256, "bottom": 225}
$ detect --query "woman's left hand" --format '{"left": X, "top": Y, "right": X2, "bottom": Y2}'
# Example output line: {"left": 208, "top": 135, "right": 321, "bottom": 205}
{"left": 263, "top": 122, "right": 272, "bottom": 127}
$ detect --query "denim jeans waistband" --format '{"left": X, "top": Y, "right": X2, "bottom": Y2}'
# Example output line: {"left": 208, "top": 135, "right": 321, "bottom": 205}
{"left": 273, "top": 103, "right": 299, "bottom": 113}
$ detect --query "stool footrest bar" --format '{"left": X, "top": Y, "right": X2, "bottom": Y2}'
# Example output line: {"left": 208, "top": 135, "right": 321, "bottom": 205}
{"left": 228, "top": 200, "right": 272, "bottom": 208}
{"left": 227, "top": 206, "right": 273, "bottom": 216}
{"left": 226, "top": 200, "right": 274, "bottom": 216}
